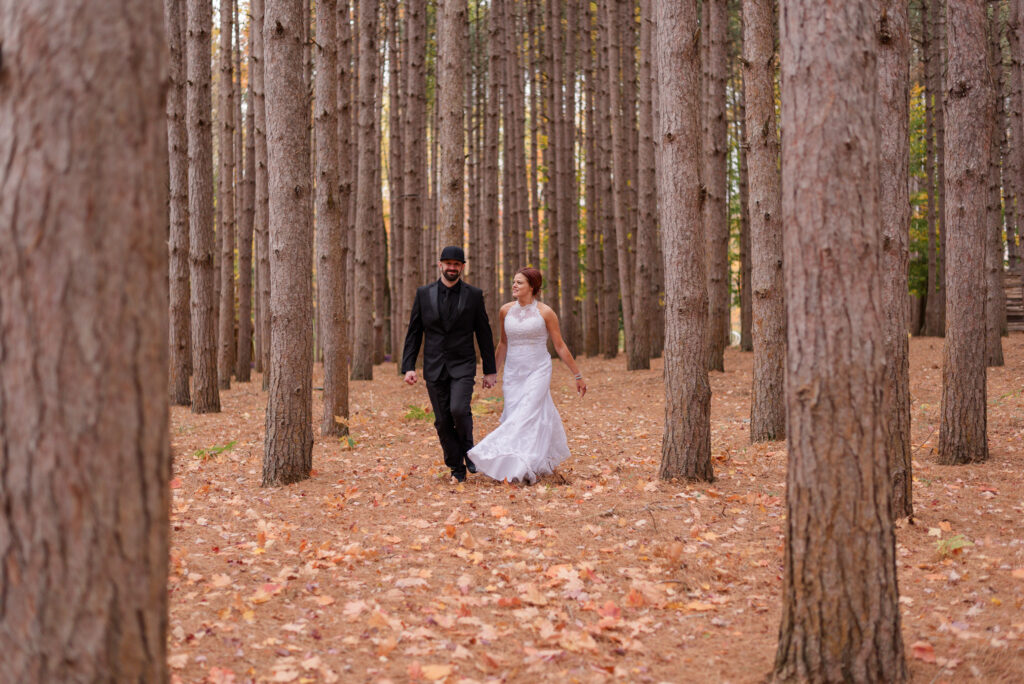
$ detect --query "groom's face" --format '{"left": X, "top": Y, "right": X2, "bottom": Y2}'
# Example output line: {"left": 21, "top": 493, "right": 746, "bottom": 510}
{"left": 440, "top": 260, "right": 464, "bottom": 283}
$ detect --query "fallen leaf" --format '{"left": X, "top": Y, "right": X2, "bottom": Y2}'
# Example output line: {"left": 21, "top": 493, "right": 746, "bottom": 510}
{"left": 421, "top": 664, "right": 453, "bottom": 680}
{"left": 911, "top": 640, "right": 936, "bottom": 664}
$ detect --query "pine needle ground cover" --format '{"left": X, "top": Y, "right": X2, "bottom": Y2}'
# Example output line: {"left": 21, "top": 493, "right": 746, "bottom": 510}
{"left": 168, "top": 336, "right": 1024, "bottom": 683}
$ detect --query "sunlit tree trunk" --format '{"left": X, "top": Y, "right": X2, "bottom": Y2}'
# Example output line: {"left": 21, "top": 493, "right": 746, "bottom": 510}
{"left": 704, "top": 0, "right": 729, "bottom": 372}
{"left": 0, "top": 0, "right": 170, "bottom": 676}
{"left": 438, "top": 0, "right": 467, "bottom": 249}
{"left": 939, "top": 0, "right": 991, "bottom": 466}
{"left": 253, "top": 0, "right": 272, "bottom": 382}
{"left": 237, "top": 24, "right": 256, "bottom": 382}
{"left": 774, "top": 2, "right": 906, "bottom": 679}
{"left": 403, "top": 0, "right": 427, "bottom": 308}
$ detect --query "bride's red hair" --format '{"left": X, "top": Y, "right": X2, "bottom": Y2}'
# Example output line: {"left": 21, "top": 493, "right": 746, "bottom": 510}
{"left": 516, "top": 267, "right": 542, "bottom": 296}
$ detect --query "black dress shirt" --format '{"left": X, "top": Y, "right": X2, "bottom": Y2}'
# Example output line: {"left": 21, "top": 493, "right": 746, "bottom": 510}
{"left": 438, "top": 278, "right": 462, "bottom": 324}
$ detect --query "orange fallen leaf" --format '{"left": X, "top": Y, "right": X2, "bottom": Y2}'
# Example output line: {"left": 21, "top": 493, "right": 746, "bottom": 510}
{"left": 490, "top": 505, "right": 509, "bottom": 518}
{"left": 1011, "top": 568, "right": 1024, "bottom": 580}
{"left": 421, "top": 664, "right": 453, "bottom": 681}
{"left": 911, "top": 640, "right": 936, "bottom": 663}
{"left": 625, "top": 589, "right": 646, "bottom": 608}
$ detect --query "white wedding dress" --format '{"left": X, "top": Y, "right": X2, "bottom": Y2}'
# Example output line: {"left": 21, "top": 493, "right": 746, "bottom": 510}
{"left": 469, "top": 301, "right": 571, "bottom": 484}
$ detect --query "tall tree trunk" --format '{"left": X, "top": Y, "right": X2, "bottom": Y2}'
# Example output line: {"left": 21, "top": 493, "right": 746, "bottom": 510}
{"left": 704, "top": 0, "right": 729, "bottom": 373}
{"left": 605, "top": 0, "right": 637, "bottom": 364}
{"left": 986, "top": 5, "right": 1006, "bottom": 366}
{"left": 0, "top": 0, "right": 170, "bottom": 676}
{"left": 351, "top": 0, "right": 379, "bottom": 380}
{"left": 483, "top": 0, "right": 503, "bottom": 332}
{"left": 922, "top": 0, "right": 941, "bottom": 336}
{"left": 237, "top": 3, "right": 254, "bottom": 382}
{"left": 316, "top": 0, "right": 348, "bottom": 436}
{"left": 877, "top": 0, "right": 913, "bottom": 518}
{"left": 598, "top": 0, "right": 620, "bottom": 359}
{"left": 938, "top": 0, "right": 991, "bottom": 466}
{"left": 438, "top": 0, "right": 467, "bottom": 248}
{"left": 253, "top": 0, "right": 272, "bottom": 382}
{"left": 335, "top": 0, "right": 353, "bottom": 431}
{"left": 1006, "top": 1, "right": 1023, "bottom": 274}
{"left": 167, "top": 0, "right": 192, "bottom": 405}
{"left": 403, "top": 0, "right": 427, "bottom": 315}
{"left": 737, "top": 63, "right": 753, "bottom": 353}
{"left": 774, "top": 2, "right": 906, "bottom": 679}
{"left": 388, "top": 0, "right": 405, "bottom": 367}
{"left": 633, "top": 0, "right": 657, "bottom": 372}
{"left": 931, "top": 1, "right": 950, "bottom": 335}
{"left": 188, "top": 0, "right": 221, "bottom": 413}
{"left": 584, "top": 0, "right": 602, "bottom": 358}
{"left": 743, "top": 0, "right": 786, "bottom": 444}
{"left": 263, "top": 0, "right": 314, "bottom": 485}
{"left": 656, "top": 0, "right": 712, "bottom": 482}
{"left": 218, "top": 0, "right": 236, "bottom": 390}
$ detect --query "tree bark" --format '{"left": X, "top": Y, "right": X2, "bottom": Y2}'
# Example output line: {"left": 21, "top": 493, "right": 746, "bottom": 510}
{"left": 218, "top": 0, "right": 236, "bottom": 390}
{"left": 388, "top": 0, "right": 404, "bottom": 365}
{"left": 986, "top": 5, "right": 1006, "bottom": 366}
{"left": 584, "top": 0, "right": 602, "bottom": 358}
{"left": 634, "top": 0, "right": 657, "bottom": 372}
{"left": 737, "top": 64, "right": 753, "bottom": 354}
{"left": 188, "top": 0, "right": 221, "bottom": 412}
{"left": 167, "top": 0, "right": 192, "bottom": 405}
{"left": 253, "top": 0, "right": 272, "bottom": 381}
{"left": 598, "top": 0, "right": 620, "bottom": 359}
{"left": 774, "top": 2, "right": 906, "bottom": 680}
{"left": 922, "top": 0, "right": 940, "bottom": 336}
{"left": 438, "top": 0, "right": 467, "bottom": 249}
{"left": 656, "top": 0, "right": 712, "bottom": 483}
{"left": 1006, "top": 0, "right": 1023, "bottom": 274}
{"left": 743, "top": 0, "right": 786, "bottom": 444}
{"left": 262, "top": 0, "right": 314, "bottom": 485}
{"left": 704, "top": 0, "right": 729, "bottom": 373}
{"left": 403, "top": 0, "right": 427, "bottom": 315}
{"left": 0, "top": 0, "right": 170, "bottom": 676}
{"left": 237, "top": 22, "right": 256, "bottom": 382}
{"left": 877, "top": 0, "right": 913, "bottom": 518}
{"left": 351, "top": 0, "right": 380, "bottom": 380}
{"left": 938, "top": 0, "right": 991, "bottom": 466}
{"left": 483, "top": 0, "right": 503, "bottom": 328}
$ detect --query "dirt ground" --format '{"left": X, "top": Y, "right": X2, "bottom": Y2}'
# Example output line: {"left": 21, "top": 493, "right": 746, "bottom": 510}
{"left": 168, "top": 334, "right": 1024, "bottom": 683}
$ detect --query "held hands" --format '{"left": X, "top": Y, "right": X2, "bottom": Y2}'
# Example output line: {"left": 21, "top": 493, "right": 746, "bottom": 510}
{"left": 404, "top": 370, "right": 418, "bottom": 386}
{"left": 481, "top": 373, "right": 498, "bottom": 390}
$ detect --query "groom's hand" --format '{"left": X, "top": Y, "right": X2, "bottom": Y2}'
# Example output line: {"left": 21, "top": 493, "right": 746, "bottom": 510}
{"left": 481, "top": 373, "right": 497, "bottom": 389}
{"left": 404, "top": 370, "right": 418, "bottom": 386}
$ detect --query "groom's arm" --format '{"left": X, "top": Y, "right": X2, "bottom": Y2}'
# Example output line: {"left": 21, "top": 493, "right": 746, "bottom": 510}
{"left": 473, "top": 293, "right": 497, "bottom": 376}
{"left": 401, "top": 291, "right": 424, "bottom": 374}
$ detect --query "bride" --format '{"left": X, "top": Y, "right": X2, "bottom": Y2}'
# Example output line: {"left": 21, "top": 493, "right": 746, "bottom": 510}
{"left": 468, "top": 268, "right": 586, "bottom": 484}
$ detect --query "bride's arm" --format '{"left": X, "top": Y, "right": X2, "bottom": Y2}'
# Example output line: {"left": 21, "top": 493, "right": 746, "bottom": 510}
{"left": 539, "top": 306, "right": 587, "bottom": 397}
{"left": 494, "top": 304, "right": 511, "bottom": 373}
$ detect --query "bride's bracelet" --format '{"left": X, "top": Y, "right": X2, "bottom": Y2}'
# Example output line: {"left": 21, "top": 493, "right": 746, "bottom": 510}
{"left": 574, "top": 373, "right": 583, "bottom": 380}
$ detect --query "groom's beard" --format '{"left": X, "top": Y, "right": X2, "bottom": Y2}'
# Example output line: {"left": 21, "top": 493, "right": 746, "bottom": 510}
{"left": 443, "top": 270, "right": 460, "bottom": 282}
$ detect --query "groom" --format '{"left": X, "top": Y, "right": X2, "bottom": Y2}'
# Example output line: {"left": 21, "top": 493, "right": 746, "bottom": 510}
{"left": 402, "top": 246, "right": 497, "bottom": 482}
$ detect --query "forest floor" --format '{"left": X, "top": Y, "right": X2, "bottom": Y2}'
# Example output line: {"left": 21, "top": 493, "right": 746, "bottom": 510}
{"left": 168, "top": 334, "right": 1024, "bottom": 684}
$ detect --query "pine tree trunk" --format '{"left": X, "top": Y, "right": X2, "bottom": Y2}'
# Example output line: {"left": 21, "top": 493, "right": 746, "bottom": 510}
{"left": 922, "top": 0, "right": 940, "bottom": 336}
{"left": 935, "top": 2, "right": 949, "bottom": 333}
{"left": 0, "top": 0, "right": 170, "bottom": 676}
{"left": 583, "top": 0, "right": 602, "bottom": 358}
{"left": 774, "top": 2, "right": 906, "bottom": 679}
{"left": 938, "top": 0, "right": 991, "bottom": 466}
{"left": 237, "top": 4, "right": 255, "bottom": 382}
{"left": 633, "top": 0, "right": 657, "bottom": 372}
{"left": 167, "top": 0, "right": 192, "bottom": 405}
{"left": 704, "top": 0, "right": 729, "bottom": 373}
{"left": 351, "top": 0, "right": 379, "bottom": 380}
{"left": 877, "top": 0, "right": 913, "bottom": 519}
{"left": 986, "top": 6, "right": 1006, "bottom": 366}
{"left": 263, "top": 0, "right": 314, "bottom": 485}
{"left": 484, "top": 0, "right": 503, "bottom": 329}
{"left": 388, "top": 0, "right": 405, "bottom": 366}
{"left": 403, "top": 0, "right": 427, "bottom": 310}
{"left": 743, "top": 0, "right": 786, "bottom": 444}
{"left": 1006, "top": 1, "right": 1023, "bottom": 274}
{"left": 605, "top": 0, "right": 637, "bottom": 364}
{"left": 737, "top": 64, "right": 753, "bottom": 353}
{"left": 656, "top": 0, "right": 712, "bottom": 482}
{"left": 335, "top": 0, "right": 353, "bottom": 427}
{"left": 438, "top": 0, "right": 467, "bottom": 249}
{"left": 598, "top": 1, "right": 620, "bottom": 359}
{"left": 218, "top": 0, "right": 236, "bottom": 390}
{"left": 188, "top": 0, "right": 221, "bottom": 413}
{"left": 253, "top": 0, "right": 272, "bottom": 382}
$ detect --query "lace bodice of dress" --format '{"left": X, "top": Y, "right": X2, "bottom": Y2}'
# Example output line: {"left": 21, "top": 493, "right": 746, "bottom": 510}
{"left": 505, "top": 301, "right": 549, "bottom": 348}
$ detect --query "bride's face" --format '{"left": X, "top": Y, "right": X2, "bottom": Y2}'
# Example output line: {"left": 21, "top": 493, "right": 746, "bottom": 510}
{"left": 511, "top": 274, "right": 530, "bottom": 299}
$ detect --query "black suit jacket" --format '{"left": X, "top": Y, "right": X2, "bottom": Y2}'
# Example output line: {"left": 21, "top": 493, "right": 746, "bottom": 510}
{"left": 401, "top": 280, "right": 497, "bottom": 381}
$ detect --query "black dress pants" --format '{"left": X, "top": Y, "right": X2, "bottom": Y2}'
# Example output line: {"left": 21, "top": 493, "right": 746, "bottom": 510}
{"left": 425, "top": 371, "right": 475, "bottom": 477}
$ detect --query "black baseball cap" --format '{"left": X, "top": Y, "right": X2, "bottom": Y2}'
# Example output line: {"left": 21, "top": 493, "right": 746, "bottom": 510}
{"left": 439, "top": 246, "right": 466, "bottom": 263}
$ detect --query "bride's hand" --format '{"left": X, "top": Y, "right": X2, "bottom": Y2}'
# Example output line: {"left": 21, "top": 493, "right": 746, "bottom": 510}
{"left": 575, "top": 377, "right": 587, "bottom": 398}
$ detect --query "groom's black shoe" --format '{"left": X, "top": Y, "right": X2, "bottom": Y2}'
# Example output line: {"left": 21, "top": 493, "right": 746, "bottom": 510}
{"left": 450, "top": 471, "right": 467, "bottom": 483}
{"left": 465, "top": 457, "right": 477, "bottom": 474}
